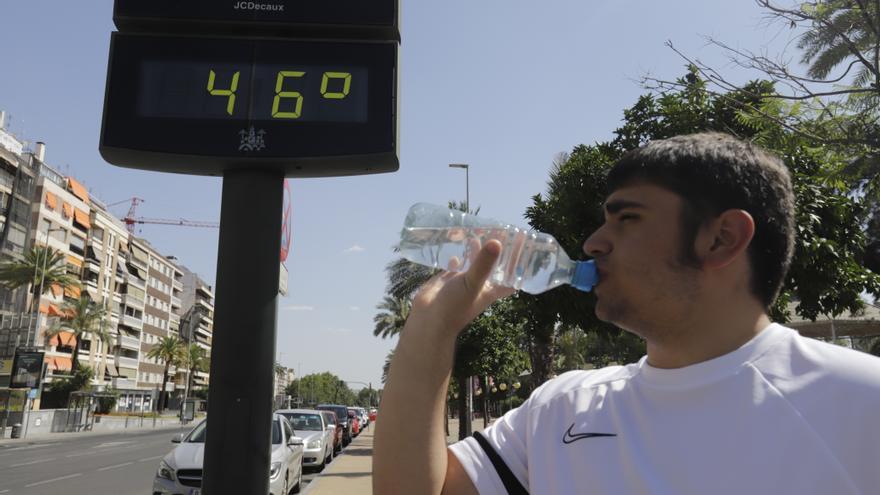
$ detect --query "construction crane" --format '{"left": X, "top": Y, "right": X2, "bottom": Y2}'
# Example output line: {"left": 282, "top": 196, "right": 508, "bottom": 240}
{"left": 107, "top": 197, "right": 219, "bottom": 234}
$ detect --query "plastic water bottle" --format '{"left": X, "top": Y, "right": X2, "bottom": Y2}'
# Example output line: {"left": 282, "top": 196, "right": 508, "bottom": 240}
{"left": 398, "top": 203, "right": 597, "bottom": 294}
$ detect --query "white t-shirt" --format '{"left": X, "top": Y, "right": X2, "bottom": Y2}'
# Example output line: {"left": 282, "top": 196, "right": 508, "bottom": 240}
{"left": 450, "top": 324, "right": 880, "bottom": 494}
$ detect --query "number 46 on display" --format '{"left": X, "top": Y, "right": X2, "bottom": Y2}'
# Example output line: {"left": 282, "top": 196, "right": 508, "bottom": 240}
{"left": 206, "top": 70, "right": 352, "bottom": 118}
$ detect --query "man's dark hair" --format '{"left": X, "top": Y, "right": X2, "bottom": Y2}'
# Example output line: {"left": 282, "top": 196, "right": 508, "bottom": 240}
{"left": 607, "top": 132, "right": 795, "bottom": 308}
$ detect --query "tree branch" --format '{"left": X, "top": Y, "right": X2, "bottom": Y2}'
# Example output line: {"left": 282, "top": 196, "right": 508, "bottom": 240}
{"left": 758, "top": 0, "right": 880, "bottom": 79}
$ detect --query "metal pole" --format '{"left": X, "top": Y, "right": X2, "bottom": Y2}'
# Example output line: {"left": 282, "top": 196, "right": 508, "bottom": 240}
{"left": 202, "top": 170, "right": 283, "bottom": 495}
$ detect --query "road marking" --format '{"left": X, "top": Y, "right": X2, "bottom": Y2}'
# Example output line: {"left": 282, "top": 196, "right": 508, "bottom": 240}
{"left": 0, "top": 489, "right": 10, "bottom": 493}
{"left": 139, "top": 455, "right": 165, "bottom": 462}
{"left": 10, "top": 457, "right": 55, "bottom": 467}
{"left": 25, "top": 473, "right": 81, "bottom": 487}
{"left": 97, "top": 461, "right": 133, "bottom": 471}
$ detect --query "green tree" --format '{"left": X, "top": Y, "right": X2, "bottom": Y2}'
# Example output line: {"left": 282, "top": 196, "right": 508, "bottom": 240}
{"left": 528, "top": 70, "right": 879, "bottom": 352}
{"left": 645, "top": 2, "right": 880, "bottom": 271}
{"left": 296, "top": 372, "right": 355, "bottom": 406}
{"left": 46, "top": 365, "right": 94, "bottom": 403}
{"left": 180, "top": 343, "right": 209, "bottom": 413}
{"left": 356, "top": 387, "right": 380, "bottom": 408}
{"left": 147, "top": 336, "right": 184, "bottom": 412}
{"left": 0, "top": 245, "right": 80, "bottom": 312}
{"left": 45, "top": 295, "right": 109, "bottom": 373}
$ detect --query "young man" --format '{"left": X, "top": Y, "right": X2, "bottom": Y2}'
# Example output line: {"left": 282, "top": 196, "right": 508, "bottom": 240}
{"left": 373, "top": 133, "right": 880, "bottom": 494}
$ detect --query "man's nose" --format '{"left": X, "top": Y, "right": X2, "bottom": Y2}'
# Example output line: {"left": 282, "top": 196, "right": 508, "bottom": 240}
{"left": 583, "top": 227, "right": 611, "bottom": 258}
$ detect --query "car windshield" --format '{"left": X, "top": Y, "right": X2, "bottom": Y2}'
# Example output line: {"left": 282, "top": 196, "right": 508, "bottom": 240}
{"left": 187, "top": 421, "right": 207, "bottom": 443}
{"left": 284, "top": 413, "right": 323, "bottom": 431}
{"left": 272, "top": 420, "right": 282, "bottom": 445}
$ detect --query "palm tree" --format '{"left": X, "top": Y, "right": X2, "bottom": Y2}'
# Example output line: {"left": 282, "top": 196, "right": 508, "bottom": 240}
{"left": 0, "top": 245, "right": 79, "bottom": 313}
{"left": 147, "top": 336, "right": 184, "bottom": 412}
{"left": 372, "top": 295, "right": 411, "bottom": 339}
{"left": 180, "top": 343, "right": 208, "bottom": 417}
{"left": 45, "top": 295, "right": 109, "bottom": 373}
{"left": 795, "top": 1, "right": 879, "bottom": 88}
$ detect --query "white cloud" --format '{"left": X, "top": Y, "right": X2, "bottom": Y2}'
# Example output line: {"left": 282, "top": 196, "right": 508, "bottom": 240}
{"left": 281, "top": 305, "right": 314, "bottom": 311}
{"left": 344, "top": 244, "right": 365, "bottom": 254}
{"left": 349, "top": 306, "right": 360, "bottom": 311}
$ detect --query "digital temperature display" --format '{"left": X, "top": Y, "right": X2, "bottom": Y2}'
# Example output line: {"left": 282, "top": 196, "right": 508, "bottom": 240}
{"left": 100, "top": 33, "right": 398, "bottom": 177}
{"left": 138, "top": 62, "right": 369, "bottom": 122}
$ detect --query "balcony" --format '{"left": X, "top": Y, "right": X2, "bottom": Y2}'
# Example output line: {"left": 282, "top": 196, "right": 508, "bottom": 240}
{"left": 117, "top": 356, "right": 139, "bottom": 370}
{"left": 128, "top": 253, "right": 148, "bottom": 270}
{"left": 124, "top": 293, "right": 145, "bottom": 309}
{"left": 112, "top": 377, "right": 137, "bottom": 389}
{"left": 85, "top": 257, "right": 101, "bottom": 272}
{"left": 173, "top": 279, "right": 183, "bottom": 291}
{"left": 122, "top": 315, "right": 143, "bottom": 330}
{"left": 169, "top": 313, "right": 180, "bottom": 324}
{"left": 118, "top": 334, "right": 140, "bottom": 350}
{"left": 127, "top": 273, "right": 146, "bottom": 289}
{"left": 171, "top": 296, "right": 182, "bottom": 308}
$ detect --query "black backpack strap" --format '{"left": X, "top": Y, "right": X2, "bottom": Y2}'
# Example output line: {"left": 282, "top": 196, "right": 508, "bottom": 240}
{"left": 472, "top": 431, "right": 529, "bottom": 495}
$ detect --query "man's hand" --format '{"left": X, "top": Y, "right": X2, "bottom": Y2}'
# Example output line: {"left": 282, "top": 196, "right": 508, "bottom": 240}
{"left": 374, "top": 239, "right": 516, "bottom": 495}
{"left": 408, "top": 238, "right": 516, "bottom": 339}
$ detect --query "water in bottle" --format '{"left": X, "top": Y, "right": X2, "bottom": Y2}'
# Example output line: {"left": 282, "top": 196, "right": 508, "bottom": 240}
{"left": 397, "top": 203, "right": 597, "bottom": 294}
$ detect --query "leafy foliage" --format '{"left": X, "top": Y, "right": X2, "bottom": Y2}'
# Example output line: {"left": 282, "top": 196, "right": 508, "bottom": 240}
{"left": 290, "top": 372, "right": 356, "bottom": 406}
{"left": 45, "top": 295, "right": 109, "bottom": 372}
{"left": 146, "top": 335, "right": 185, "bottom": 412}
{"left": 0, "top": 245, "right": 80, "bottom": 312}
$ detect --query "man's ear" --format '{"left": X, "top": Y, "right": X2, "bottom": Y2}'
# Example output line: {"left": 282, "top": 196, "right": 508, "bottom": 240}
{"left": 695, "top": 209, "right": 755, "bottom": 270}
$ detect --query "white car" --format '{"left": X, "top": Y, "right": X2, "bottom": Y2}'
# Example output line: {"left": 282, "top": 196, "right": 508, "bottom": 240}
{"left": 276, "top": 408, "right": 335, "bottom": 471}
{"left": 152, "top": 414, "right": 304, "bottom": 495}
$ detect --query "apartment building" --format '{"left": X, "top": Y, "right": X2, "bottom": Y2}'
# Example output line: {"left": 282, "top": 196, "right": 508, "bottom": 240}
{"left": 179, "top": 266, "right": 213, "bottom": 389}
{"left": 0, "top": 113, "right": 37, "bottom": 317}
{"left": 132, "top": 240, "right": 180, "bottom": 410}
{"left": 85, "top": 202, "right": 135, "bottom": 391}
{"left": 32, "top": 169, "right": 93, "bottom": 384}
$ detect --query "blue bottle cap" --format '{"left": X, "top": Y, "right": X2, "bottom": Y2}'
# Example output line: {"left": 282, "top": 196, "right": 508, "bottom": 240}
{"left": 572, "top": 260, "right": 598, "bottom": 292}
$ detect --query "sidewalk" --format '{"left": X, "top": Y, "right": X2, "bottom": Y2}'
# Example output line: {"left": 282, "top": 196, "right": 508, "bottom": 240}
{"left": 304, "top": 417, "right": 488, "bottom": 495}
{"left": 0, "top": 417, "right": 192, "bottom": 447}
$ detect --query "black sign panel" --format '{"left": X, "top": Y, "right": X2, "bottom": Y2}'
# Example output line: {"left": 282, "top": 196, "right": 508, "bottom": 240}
{"left": 114, "top": 0, "right": 399, "bottom": 40}
{"left": 100, "top": 33, "right": 398, "bottom": 177}
{"left": 10, "top": 350, "right": 44, "bottom": 389}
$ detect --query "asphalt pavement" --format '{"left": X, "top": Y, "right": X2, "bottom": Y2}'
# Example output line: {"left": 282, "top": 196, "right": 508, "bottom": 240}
{"left": 0, "top": 426, "right": 191, "bottom": 495}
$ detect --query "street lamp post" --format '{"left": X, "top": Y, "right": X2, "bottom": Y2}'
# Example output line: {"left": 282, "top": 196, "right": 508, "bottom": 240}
{"left": 448, "top": 163, "right": 474, "bottom": 438}
{"left": 448, "top": 163, "right": 469, "bottom": 212}
{"left": 28, "top": 228, "right": 65, "bottom": 348}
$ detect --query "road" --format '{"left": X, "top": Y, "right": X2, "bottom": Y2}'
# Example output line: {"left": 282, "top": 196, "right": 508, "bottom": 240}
{"left": 0, "top": 427, "right": 327, "bottom": 494}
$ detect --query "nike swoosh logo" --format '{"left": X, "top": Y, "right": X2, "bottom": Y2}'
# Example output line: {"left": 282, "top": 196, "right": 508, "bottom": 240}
{"left": 562, "top": 423, "right": 617, "bottom": 444}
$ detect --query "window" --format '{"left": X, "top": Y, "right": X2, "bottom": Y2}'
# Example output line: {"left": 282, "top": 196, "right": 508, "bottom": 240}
{"left": 69, "top": 235, "right": 86, "bottom": 255}
{"left": 90, "top": 226, "right": 105, "bottom": 243}
{"left": 39, "top": 219, "right": 51, "bottom": 237}
{"left": 51, "top": 227, "right": 66, "bottom": 243}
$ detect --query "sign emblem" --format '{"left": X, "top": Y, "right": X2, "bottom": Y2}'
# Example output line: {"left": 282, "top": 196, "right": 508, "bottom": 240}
{"left": 238, "top": 126, "right": 267, "bottom": 151}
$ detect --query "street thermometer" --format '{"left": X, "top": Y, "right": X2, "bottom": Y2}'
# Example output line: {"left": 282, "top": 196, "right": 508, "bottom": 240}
{"left": 99, "top": 1, "right": 400, "bottom": 493}
{"left": 101, "top": 0, "right": 399, "bottom": 177}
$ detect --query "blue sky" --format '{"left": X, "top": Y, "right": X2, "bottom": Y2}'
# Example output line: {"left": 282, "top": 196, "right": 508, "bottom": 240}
{"left": 0, "top": 1, "right": 795, "bottom": 389}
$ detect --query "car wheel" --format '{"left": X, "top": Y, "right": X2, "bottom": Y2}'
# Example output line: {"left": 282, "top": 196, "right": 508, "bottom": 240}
{"left": 292, "top": 466, "right": 302, "bottom": 494}
{"left": 316, "top": 450, "right": 326, "bottom": 472}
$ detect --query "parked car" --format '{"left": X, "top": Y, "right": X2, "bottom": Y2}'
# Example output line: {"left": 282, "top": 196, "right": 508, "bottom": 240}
{"left": 350, "top": 407, "right": 368, "bottom": 429}
{"left": 276, "top": 408, "right": 334, "bottom": 471}
{"left": 316, "top": 404, "right": 351, "bottom": 445}
{"left": 319, "top": 410, "right": 343, "bottom": 454}
{"left": 347, "top": 409, "right": 361, "bottom": 437}
{"left": 152, "top": 415, "right": 304, "bottom": 495}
